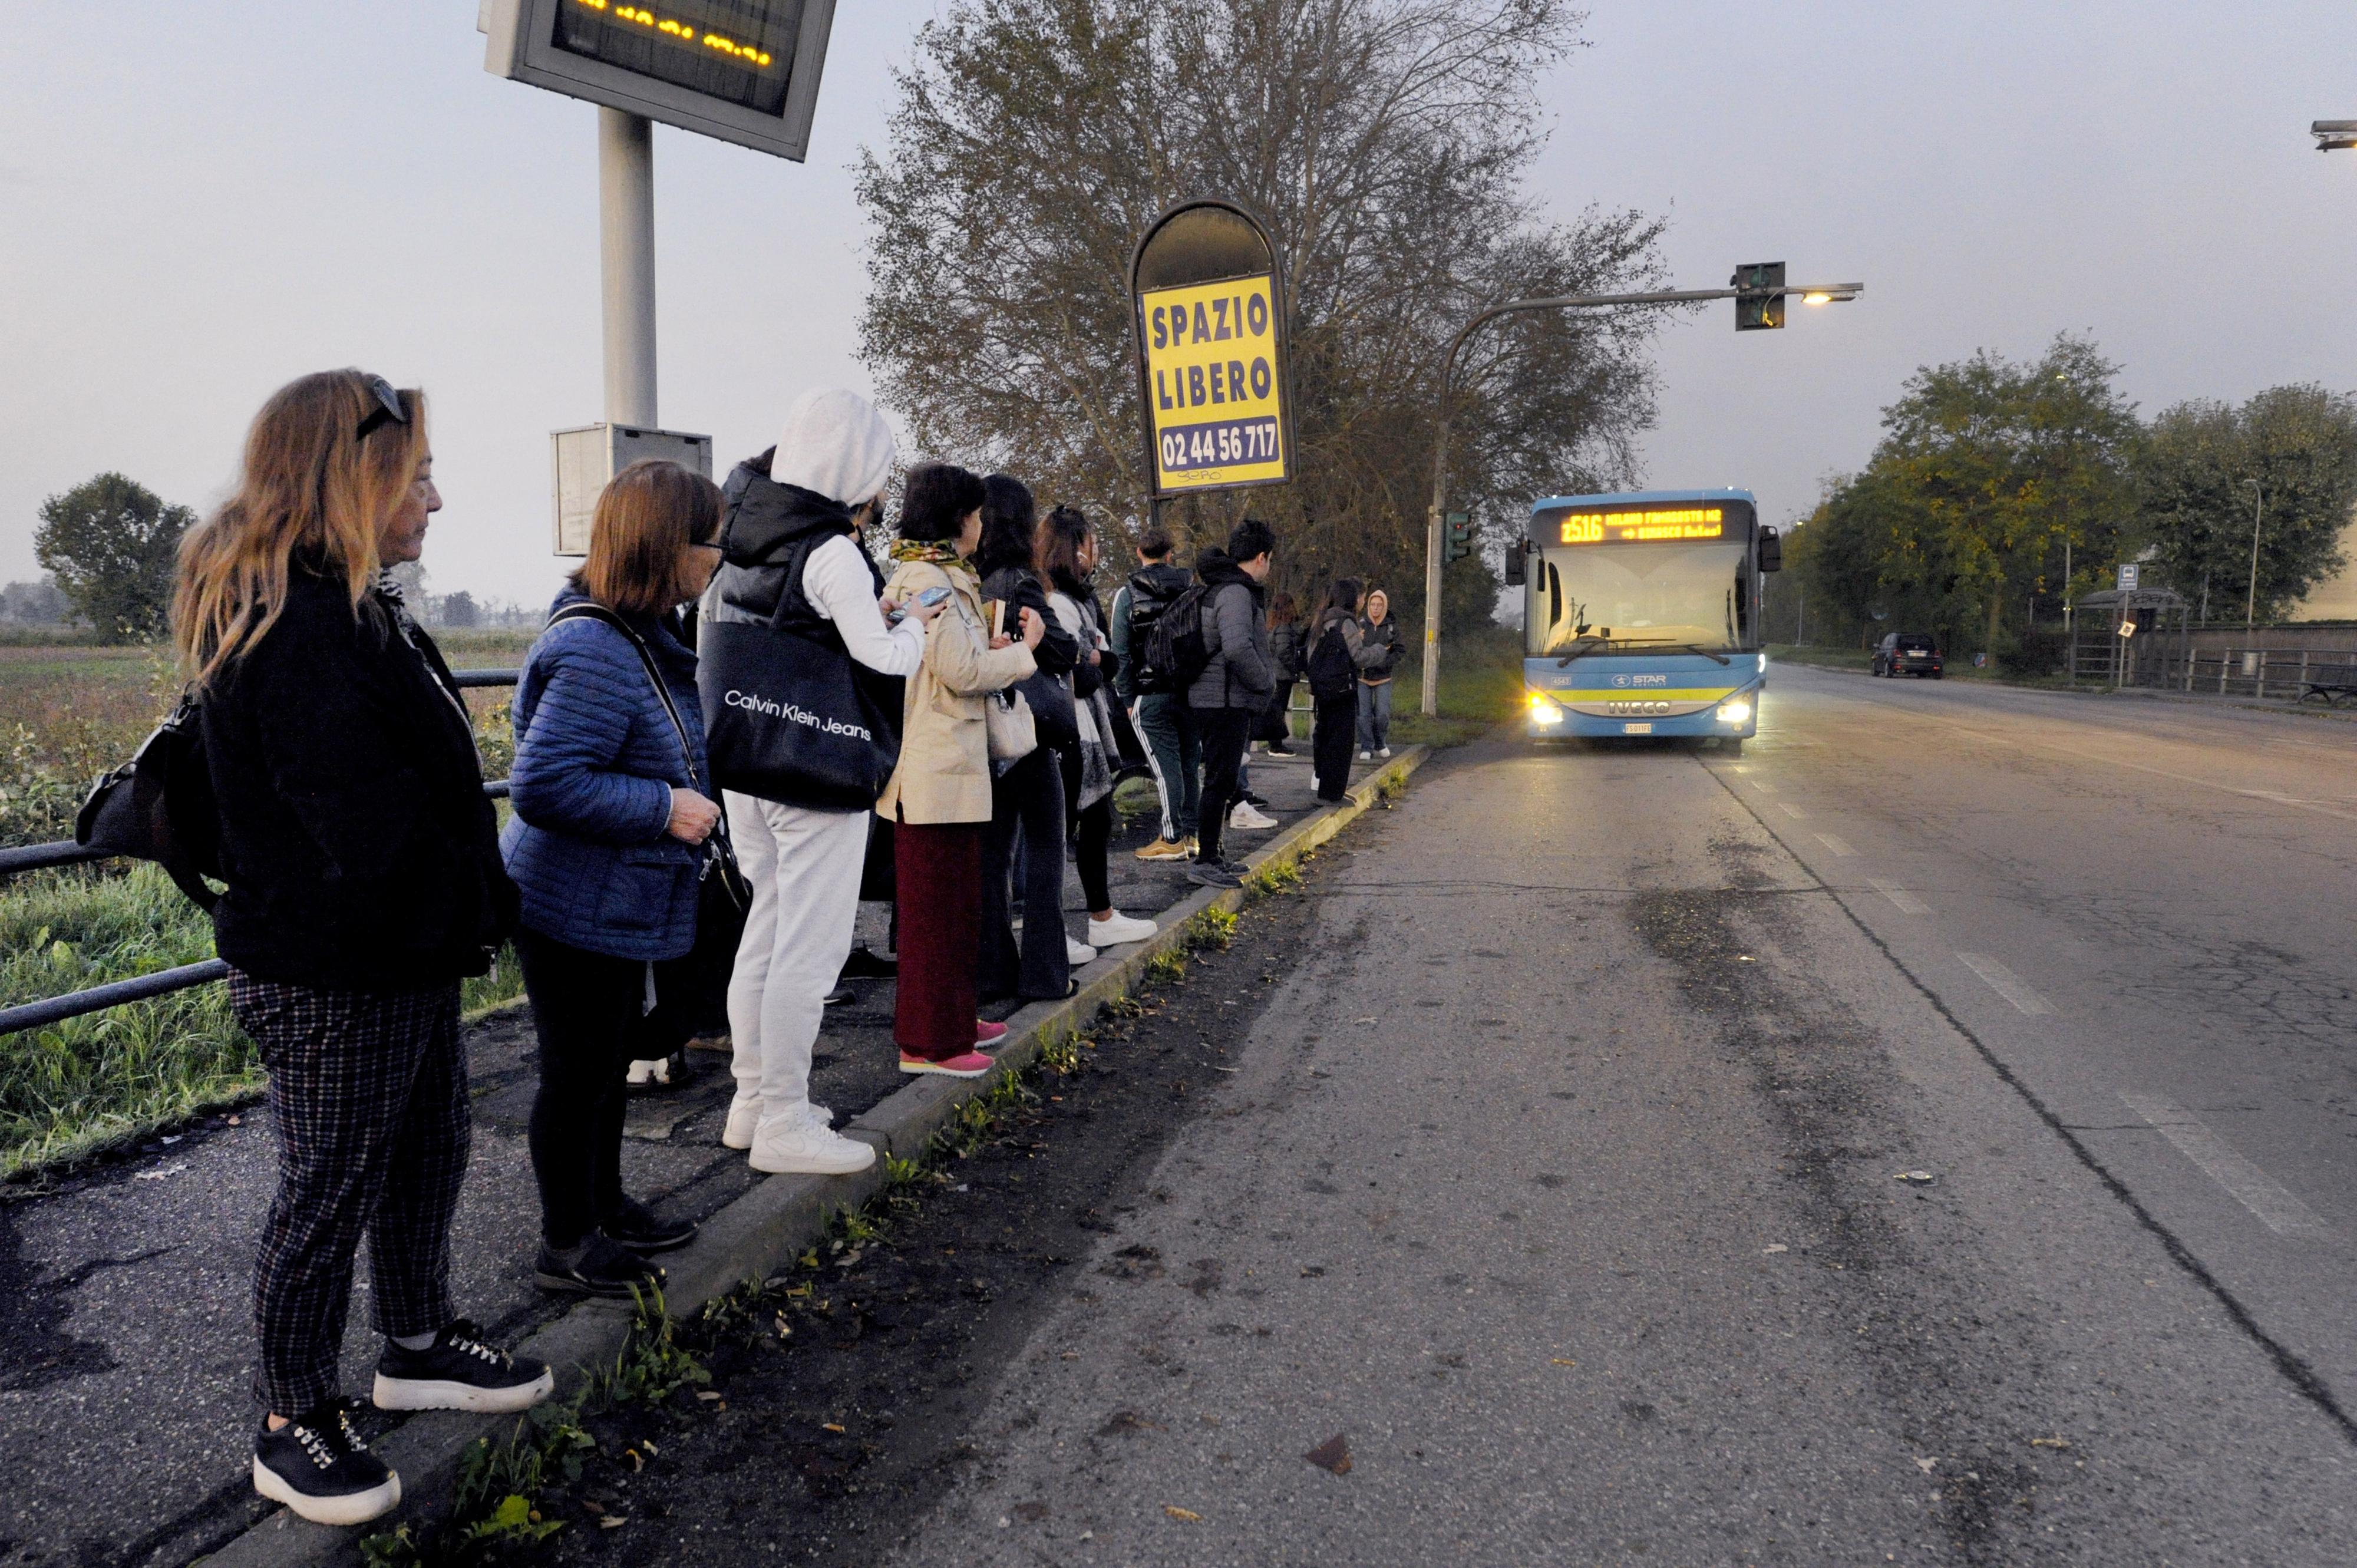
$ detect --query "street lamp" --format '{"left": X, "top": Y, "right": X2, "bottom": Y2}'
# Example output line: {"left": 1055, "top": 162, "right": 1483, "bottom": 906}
{"left": 1417, "top": 275, "right": 1862, "bottom": 717}
{"left": 2243, "top": 477, "right": 2265, "bottom": 630}
{"left": 2315, "top": 120, "right": 2357, "bottom": 151}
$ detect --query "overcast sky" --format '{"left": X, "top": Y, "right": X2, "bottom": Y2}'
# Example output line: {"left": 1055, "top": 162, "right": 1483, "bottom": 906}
{"left": 3, "top": 2, "right": 2351, "bottom": 606}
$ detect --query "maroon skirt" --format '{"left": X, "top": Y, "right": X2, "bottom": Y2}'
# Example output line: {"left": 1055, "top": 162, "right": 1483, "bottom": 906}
{"left": 893, "top": 817, "right": 984, "bottom": 1058}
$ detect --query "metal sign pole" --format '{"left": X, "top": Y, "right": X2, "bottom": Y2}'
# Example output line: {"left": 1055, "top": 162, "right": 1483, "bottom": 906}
{"left": 599, "top": 107, "right": 658, "bottom": 428}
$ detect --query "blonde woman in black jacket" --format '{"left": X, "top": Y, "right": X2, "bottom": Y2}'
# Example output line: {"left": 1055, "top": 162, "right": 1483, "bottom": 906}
{"left": 176, "top": 370, "right": 550, "bottom": 1527}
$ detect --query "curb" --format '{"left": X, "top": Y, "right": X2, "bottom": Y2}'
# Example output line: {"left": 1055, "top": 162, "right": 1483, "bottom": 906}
{"left": 198, "top": 745, "right": 1429, "bottom": 1567}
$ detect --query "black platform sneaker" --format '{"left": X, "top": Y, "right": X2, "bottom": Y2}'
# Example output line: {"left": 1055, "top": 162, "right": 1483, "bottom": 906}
{"left": 371, "top": 1320, "right": 554, "bottom": 1414}
{"left": 252, "top": 1400, "right": 400, "bottom": 1526}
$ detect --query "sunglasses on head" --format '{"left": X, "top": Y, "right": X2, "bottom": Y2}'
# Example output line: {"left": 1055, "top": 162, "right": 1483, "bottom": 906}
{"left": 355, "top": 375, "right": 410, "bottom": 441}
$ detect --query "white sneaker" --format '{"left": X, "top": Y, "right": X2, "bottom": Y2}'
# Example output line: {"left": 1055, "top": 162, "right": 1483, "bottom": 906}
{"left": 1088, "top": 911, "right": 1157, "bottom": 945}
{"left": 1067, "top": 935, "right": 1098, "bottom": 966}
{"left": 1228, "top": 801, "right": 1278, "bottom": 831}
{"left": 1378, "top": 746, "right": 1392, "bottom": 758}
{"left": 625, "top": 1057, "right": 671, "bottom": 1087}
{"left": 722, "top": 1094, "right": 760, "bottom": 1149}
{"left": 726, "top": 1096, "right": 834, "bottom": 1149}
{"left": 749, "top": 1119, "right": 876, "bottom": 1176}
{"left": 1357, "top": 750, "right": 1374, "bottom": 761}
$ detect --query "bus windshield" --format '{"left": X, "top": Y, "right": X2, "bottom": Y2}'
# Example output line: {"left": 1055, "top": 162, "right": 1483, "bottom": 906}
{"left": 1530, "top": 540, "right": 1749, "bottom": 656}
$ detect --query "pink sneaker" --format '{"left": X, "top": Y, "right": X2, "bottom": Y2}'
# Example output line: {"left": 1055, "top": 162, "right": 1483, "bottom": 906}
{"left": 974, "top": 1019, "right": 1009, "bottom": 1048}
{"left": 900, "top": 1050, "right": 993, "bottom": 1078}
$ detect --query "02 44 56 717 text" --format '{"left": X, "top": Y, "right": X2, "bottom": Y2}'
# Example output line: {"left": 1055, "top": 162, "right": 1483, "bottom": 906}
{"left": 1158, "top": 416, "right": 1280, "bottom": 473}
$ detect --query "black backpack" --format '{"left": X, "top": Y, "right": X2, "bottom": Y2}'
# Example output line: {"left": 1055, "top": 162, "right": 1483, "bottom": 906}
{"left": 1144, "top": 583, "right": 1215, "bottom": 696}
{"left": 75, "top": 695, "right": 224, "bottom": 910}
{"left": 1306, "top": 622, "right": 1358, "bottom": 700}
{"left": 1127, "top": 579, "right": 1178, "bottom": 693}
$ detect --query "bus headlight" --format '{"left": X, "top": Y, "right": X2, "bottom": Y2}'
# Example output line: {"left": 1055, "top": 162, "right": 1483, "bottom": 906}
{"left": 1716, "top": 697, "right": 1753, "bottom": 726}
{"left": 1528, "top": 692, "right": 1566, "bottom": 725}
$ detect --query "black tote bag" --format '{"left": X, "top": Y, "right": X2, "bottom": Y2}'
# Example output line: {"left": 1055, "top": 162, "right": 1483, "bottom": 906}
{"left": 698, "top": 612, "right": 902, "bottom": 811}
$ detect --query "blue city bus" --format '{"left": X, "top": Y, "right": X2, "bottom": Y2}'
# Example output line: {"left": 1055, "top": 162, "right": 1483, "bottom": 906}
{"left": 1505, "top": 489, "right": 1781, "bottom": 750}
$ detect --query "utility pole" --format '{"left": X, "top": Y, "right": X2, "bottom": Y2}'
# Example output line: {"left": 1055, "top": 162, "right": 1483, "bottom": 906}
{"left": 599, "top": 108, "right": 658, "bottom": 428}
{"left": 1418, "top": 276, "right": 1862, "bottom": 717}
{"left": 2243, "top": 477, "right": 2265, "bottom": 631}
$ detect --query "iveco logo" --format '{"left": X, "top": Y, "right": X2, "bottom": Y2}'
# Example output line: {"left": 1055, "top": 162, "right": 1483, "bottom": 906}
{"left": 1605, "top": 700, "right": 1673, "bottom": 716}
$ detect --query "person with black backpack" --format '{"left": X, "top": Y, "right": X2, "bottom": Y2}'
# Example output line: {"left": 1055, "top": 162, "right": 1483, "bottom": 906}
{"left": 1306, "top": 578, "right": 1390, "bottom": 802}
{"left": 1110, "top": 528, "right": 1199, "bottom": 861}
{"left": 1173, "top": 518, "right": 1277, "bottom": 888}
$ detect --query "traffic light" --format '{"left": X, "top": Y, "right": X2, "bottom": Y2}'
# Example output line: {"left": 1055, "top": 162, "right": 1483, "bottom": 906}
{"left": 1443, "top": 511, "right": 1475, "bottom": 563}
{"left": 1732, "top": 262, "right": 1785, "bottom": 331}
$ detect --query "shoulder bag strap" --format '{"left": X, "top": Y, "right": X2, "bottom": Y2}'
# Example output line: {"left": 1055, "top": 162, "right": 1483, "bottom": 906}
{"left": 546, "top": 602, "right": 712, "bottom": 802}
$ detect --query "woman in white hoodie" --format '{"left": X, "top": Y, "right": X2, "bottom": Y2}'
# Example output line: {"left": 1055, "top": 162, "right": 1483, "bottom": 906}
{"left": 702, "top": 389, "right": 942, "bottom": 1176}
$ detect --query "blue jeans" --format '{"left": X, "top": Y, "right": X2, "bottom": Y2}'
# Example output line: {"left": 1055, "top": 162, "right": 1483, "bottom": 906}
{"left": 1355, "top": 681, "right": 1393, "bottom": 751}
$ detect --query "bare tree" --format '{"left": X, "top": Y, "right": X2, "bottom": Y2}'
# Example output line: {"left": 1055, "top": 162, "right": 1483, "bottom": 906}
{"left": 856, "top": 0, "right": 1670, "bottom": 623}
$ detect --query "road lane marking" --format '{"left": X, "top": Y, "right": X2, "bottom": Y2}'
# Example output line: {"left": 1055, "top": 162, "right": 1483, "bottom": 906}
{"left": 1750, "top": 779, "right": 1777, "bottom": 794}
{"left": 1779, "top": 802, "right": 1807, "bottom": 820}
{"left": 1814, "top": 832, "right": 1857, "bottom": 857}
{"left": 1810, "top": 681, "right": 2357, "bottom": 826}
{"left": 1956, "top": 952, "right": 2055, "bottom": 1015}
{"left": 1869, "top": 877, "right": 1929, "bottom": 915}
{"left": 2118, "top": 1092, "right": 2328, "bottom": 1236}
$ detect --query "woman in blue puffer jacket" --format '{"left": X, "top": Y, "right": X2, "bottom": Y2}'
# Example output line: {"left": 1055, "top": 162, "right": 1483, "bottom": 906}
{"left": 503, "top": 459, "right": 724, "bottom": 1297}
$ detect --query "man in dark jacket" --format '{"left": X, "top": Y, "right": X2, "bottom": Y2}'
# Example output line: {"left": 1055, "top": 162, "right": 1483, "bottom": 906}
{"left": 1185, "top": 518, "right": 1276, "bottom": 887}
{"left": 1110, "top": 528, "right": 1199, "bottom": 859}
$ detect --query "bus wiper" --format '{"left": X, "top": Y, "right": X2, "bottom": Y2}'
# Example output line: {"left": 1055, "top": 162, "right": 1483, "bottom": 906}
{"left": 1661, "top": 643, "right": 1733, "bottom": 665}
{"left": 1553, "top": 634, "right": 1609, "bottom": 666}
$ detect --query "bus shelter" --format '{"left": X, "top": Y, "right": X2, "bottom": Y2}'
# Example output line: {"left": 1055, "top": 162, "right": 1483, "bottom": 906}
{"left": 2067, "top": 586, "right": 2191, "bottom": 687}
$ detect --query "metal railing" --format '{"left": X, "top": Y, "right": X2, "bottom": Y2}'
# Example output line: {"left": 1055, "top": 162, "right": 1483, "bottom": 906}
{"left": 0, "top": 669, "right": 519, "bottom": 1038}
{"left": 2071, "top": 643, "right": 2357, "bottom": 701}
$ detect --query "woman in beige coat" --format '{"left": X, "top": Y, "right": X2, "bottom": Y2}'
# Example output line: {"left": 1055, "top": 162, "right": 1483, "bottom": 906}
{"left": 878, "top": 461, "right": 1045, "bottom": 1075}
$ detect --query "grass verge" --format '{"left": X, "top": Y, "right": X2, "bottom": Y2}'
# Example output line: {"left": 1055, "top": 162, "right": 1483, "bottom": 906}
{"left": 1387, "top": 626, "right": 1524, "bottom": 748}
{"left": 0, "top": 863, "right": 523, "bottom": 1181}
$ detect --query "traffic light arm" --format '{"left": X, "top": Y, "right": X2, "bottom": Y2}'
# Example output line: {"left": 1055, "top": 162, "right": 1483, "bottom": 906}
{"left": 1418, "top": 280, "right": 1864, "bottom": 718}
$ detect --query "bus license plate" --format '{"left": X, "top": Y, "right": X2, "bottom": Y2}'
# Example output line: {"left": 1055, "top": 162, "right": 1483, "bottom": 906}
{"left": 1623, "top": 721, "right": 1653, "bottom": 735}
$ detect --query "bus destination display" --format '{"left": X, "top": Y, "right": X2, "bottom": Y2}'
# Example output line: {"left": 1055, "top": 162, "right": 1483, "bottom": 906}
{"left": 554, "top": 0, "right": 800, "bottom": 115}
{"left": 1557, "top": 507, "right": 1725, "bottom": 545}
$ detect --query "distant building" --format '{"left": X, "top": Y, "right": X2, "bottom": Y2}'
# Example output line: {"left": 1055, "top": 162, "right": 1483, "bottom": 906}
{"left": 2287, "top": 504, "right": 2357, "bottom": 622}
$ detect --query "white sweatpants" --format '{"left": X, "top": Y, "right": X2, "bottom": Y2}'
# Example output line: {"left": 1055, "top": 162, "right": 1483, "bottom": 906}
{"left": 724, "top": 792, "right": 870, "bottom": 1141}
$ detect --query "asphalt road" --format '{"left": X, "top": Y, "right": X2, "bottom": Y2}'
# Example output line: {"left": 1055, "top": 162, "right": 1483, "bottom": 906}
{"left": 878, "top": 666, "right": 2357, "bottom": 1566}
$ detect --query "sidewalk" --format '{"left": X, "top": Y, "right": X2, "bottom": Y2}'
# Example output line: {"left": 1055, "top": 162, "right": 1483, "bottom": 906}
{"left": 0, "top": 744, "right": 1379, "bottom": 1568}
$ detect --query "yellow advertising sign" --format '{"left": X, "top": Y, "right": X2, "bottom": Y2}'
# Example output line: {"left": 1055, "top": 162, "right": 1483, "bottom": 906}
{"left": 1140, "top": 273, "right": 1288, "bottom": 492}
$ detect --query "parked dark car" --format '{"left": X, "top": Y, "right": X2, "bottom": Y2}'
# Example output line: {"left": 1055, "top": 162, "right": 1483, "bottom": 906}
{"left": 1873, "top": 633, "right": 1943, "bottom": 678}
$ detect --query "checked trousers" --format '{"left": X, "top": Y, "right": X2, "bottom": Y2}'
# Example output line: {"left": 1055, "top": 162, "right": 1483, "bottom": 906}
{"left": 230, "top": 972, "right": 469, "bottom": 1417}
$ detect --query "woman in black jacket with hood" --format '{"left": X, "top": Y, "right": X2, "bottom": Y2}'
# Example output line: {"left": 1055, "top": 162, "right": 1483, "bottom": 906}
{"left": 176, "top": 369, "right": 549, "bottom": 1527}
{"left": 974, "top": 475, "right": 1083, "bottom": 999}
{"left": 1304, "top": 578, "right": 1389, "bottom": 801}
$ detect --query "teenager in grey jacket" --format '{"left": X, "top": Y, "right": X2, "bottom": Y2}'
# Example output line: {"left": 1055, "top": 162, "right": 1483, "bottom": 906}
{"left": 1185, "top": 518, "right": 1276, "bottom": 887}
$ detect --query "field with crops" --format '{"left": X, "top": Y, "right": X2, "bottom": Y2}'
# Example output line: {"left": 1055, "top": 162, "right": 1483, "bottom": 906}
{"left": 0, "top": 632, "right": 532, "bottom": 1179}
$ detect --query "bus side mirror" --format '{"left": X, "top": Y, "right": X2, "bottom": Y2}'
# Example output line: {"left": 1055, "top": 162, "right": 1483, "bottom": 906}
{"left": 1504, "top": 539, "right": 1526, "bottom": 586}
{"left": 1758, "top": 528, "right": 1783, "bottom": 574}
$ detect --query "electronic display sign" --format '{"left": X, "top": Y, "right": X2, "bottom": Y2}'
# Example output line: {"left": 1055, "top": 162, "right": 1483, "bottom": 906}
{"left": 483, "top": 0, "right": 836, "bottom": 160}
{"left": 1554, "top": 507, "right": 1728, "bottom": 544}
{"left": 1138, "top": 273, "right": 1288, "bottom": 493}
